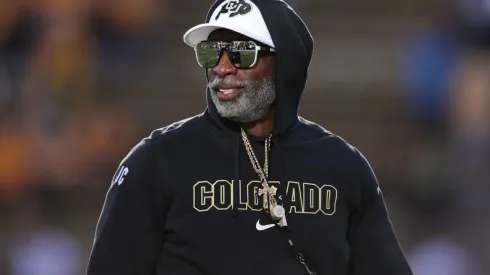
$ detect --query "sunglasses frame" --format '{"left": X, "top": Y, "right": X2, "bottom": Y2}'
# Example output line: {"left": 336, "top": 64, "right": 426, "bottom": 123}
{"left": 194, "top": 40, "right": 275, "bottom": 69}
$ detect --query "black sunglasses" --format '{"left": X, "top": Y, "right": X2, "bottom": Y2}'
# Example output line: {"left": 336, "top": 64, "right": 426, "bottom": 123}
{"left": 194, "top": 40, "right": 275, "bottom": 69}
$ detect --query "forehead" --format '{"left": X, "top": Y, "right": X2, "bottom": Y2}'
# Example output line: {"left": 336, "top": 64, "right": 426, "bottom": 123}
{"left": 208, "top": 29, "right": 255, "bottom": 42}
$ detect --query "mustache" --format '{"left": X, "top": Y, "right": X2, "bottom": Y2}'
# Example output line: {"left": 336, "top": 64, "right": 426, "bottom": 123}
{"left": 208, "top": 76, "right": 250, "bottom": 89}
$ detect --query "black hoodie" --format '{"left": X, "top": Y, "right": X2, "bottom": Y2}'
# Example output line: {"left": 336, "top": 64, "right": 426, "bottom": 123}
{"left": 87, "top": 0, "right": 413, "bottom": 274}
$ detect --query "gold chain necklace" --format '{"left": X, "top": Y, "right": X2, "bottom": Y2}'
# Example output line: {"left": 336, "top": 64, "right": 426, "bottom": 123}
{"left": 240, "top": 128, "right": 287, "bottom": 227}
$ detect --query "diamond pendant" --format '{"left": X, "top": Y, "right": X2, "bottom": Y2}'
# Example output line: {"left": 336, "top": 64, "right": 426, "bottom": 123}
{"left": 271, "top": 205, "right": 287, "bottom": 227}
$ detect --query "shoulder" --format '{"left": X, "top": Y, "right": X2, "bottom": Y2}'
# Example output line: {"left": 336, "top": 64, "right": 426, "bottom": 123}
{"left": 297, "top": 116, "right": 334, "bottom": 138}
{"left": 295, "top": 117, "right": 353, "bottom": 152}
{"left": 116, "top": 114, "right": 204, "bottom": 170}
{"left": 296, "top": 116, "right": 374, "bottom": 174}
{"left": 109, "top": 114, "right": 204, "bottom": 188}
{"left": 148, "top": 113, "right": 204, "bottom": 142}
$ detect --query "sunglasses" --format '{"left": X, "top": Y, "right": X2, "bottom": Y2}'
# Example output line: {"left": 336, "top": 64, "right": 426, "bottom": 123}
{"left": 194, "top": 40, "right": 275, "bottom": 69}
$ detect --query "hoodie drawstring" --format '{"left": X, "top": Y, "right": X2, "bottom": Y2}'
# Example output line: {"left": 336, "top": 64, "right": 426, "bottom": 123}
{"left": 273, "top": 138, "right": 289, "bottom": 221}
{"left": 274, "top": 138, "right": 317, "bottom": 275}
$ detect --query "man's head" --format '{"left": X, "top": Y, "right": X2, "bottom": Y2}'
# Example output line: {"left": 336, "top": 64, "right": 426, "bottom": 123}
{"left": 183, "top": 0, "right": 277, "bottom": 123}
{"left": 206, "top": 29, "right": 276, "bottom": 123}
{"left": 184, "top": 0, "right": 314, "bottom": 134}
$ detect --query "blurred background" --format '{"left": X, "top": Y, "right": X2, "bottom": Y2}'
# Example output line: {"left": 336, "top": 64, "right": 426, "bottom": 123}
{"left": 0, "top": 0, "right": 489, "bottom": 274}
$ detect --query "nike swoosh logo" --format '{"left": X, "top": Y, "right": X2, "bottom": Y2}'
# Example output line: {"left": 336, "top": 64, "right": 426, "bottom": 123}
{"left": 256, "top": 219, "right": 275, "bottom": 231}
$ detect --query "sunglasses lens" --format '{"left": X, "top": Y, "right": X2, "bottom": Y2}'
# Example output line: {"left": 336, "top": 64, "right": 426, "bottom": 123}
{"left": 196, "top": 42, "right": 220, "bottom": 68}
{"left": 233, "top": 50, "right": 256, "bottom": 68}
{"left": 195, "top": 41, "right": 259, "bottom": 68}
{"left": 231, "top": 41, "right": 257, "bottom": 68}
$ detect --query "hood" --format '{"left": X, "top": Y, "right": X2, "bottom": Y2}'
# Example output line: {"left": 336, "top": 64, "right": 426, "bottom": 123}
{"left": 202, "top": 0, "right": 314, "bottom": 138}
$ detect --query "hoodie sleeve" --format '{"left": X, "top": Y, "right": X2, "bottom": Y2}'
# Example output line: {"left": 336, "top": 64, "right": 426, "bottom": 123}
{"left": 348, "top": 149, "right": 413, "bottom": 275}
{"left": 87, "top": 138, "right": 164, "bottom": 275}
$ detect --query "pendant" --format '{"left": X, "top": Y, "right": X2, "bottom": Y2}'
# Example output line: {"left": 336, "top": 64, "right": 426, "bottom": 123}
{"left": 271, "top": 205, "right": 287, "bottom": 227}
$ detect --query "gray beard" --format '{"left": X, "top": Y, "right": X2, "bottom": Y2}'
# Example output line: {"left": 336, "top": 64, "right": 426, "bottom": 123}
{"left": 208, "top": 73, "right": 276, "bottom": 123}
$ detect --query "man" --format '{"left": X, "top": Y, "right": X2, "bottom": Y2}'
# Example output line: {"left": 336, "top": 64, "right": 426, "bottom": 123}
{"left": 86, "top": 0, "right": 413, "bottom": 274}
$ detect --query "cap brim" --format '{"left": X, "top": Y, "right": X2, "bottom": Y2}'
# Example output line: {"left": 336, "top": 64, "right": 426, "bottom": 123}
{"left": 183, "top": 22, "right": 274, "bottom": 48}
{"left": 183, "top": 23, "right": 223, "bottom": 47}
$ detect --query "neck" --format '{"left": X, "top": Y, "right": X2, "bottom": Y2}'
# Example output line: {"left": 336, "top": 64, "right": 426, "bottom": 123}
{"left": 241, "top": 111, "right": 275, "bottom": 138}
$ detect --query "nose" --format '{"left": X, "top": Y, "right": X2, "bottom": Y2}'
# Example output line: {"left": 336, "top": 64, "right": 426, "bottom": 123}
{"left": 212, "top": 51, "right": 238, "bottom": 78}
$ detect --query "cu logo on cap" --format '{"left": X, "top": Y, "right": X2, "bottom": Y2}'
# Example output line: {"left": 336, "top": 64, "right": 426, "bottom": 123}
{"left": 215, "top": 0, "right": 252, "bottom": 20}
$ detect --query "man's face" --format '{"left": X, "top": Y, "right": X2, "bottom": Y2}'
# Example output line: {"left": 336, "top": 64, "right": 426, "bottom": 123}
{"left": 206, "top": 29, "right": 276, "bottom": 123}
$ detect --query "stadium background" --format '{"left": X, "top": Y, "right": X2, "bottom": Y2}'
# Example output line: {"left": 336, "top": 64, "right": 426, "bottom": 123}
{"left": 0, "top": 0, "right": 489, "bottom": 274}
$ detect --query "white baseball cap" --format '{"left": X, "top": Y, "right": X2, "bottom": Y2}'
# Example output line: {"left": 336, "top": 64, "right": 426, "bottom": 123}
{"left": 183, "top": 0, "right": 275, "bottom": 48}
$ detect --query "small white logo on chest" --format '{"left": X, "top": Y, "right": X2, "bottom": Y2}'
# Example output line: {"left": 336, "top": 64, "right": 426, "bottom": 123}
{"left": 256, "top": 219, "right": 275, "bottom": 231}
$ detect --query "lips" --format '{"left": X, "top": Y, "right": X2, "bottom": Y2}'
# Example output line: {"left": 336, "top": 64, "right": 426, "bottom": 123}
{"left": 215, "top": 83, "right": 244, "bottom": 91}
{"left": 219, "top": 88, "right": 240, "bottom": 94}
{"left": 210, "top": 79, "right": 246, "bottom": 101}
{"left": 215, "top": 86, "right": 244, "bottom": 101}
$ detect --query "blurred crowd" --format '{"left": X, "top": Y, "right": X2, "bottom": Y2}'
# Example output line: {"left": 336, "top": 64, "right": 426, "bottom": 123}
{"left": 0, "top": 0, "right": 488, "bottom": 274}
{"left": 0, "top": 0, "right": 168, "bottom": 192}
